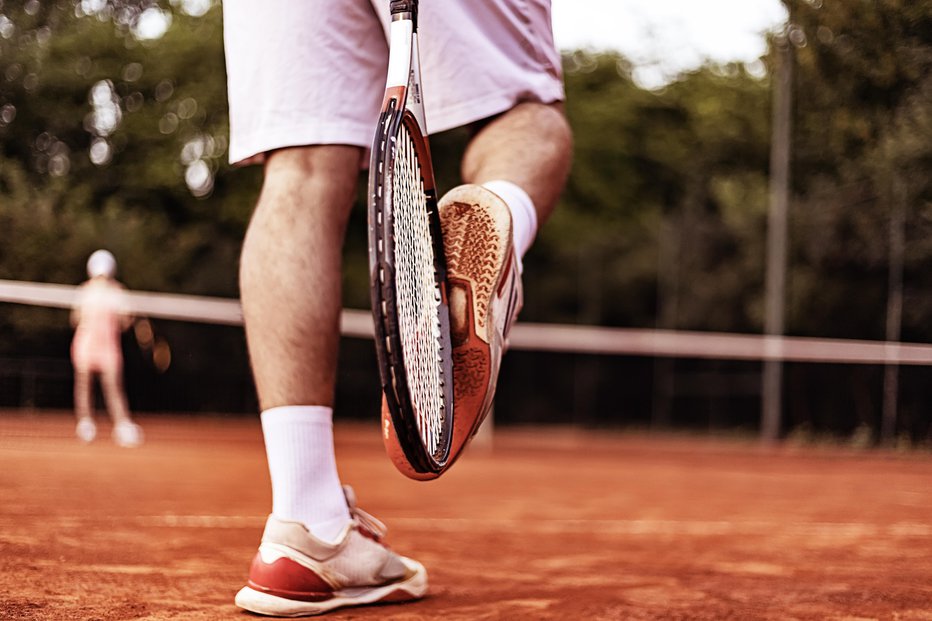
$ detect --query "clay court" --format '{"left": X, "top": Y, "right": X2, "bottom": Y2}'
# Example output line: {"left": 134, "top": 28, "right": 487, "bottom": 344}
{"left": 1, "top": 412, "right": 930, "bottom": 620}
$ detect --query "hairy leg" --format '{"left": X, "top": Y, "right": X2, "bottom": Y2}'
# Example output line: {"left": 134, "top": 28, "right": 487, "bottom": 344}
{"left": 460, "top": 102, "right": 573, "bottom": 225}
{"left": 240, "top": 146, "right": 361, "bottom": 410}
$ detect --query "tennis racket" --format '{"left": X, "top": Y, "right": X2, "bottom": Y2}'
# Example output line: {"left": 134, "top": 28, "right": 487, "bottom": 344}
{"left": 368, "top": 0, "right": 454, "bottom": 476}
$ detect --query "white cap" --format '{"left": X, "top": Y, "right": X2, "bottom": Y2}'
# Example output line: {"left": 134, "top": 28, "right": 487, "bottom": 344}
{"left": 86, "top": 249, "right": 117, "bottom": 278}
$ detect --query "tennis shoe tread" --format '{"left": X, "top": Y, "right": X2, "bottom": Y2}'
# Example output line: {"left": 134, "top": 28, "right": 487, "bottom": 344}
{"left": 440, "top": 185, "right": 522, "bottom": 453}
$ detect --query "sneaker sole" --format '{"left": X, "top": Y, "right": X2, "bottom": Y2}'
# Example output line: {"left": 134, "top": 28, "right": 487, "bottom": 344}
{"left": 439, "top": 185, "right": 513, "bottom": 347}
{"left": 381, "top": 184, "right": 514, "bottom": 480}
{"left": 439, "top": 185, "right": 513, "bottom": 458}
{"left": 234, "top": 560, "right": 427, "bottom": 617}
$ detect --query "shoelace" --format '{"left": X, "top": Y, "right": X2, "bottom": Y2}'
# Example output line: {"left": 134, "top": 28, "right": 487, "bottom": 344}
{"left": 342, "top": 486, "right": 387, "bottom": 540}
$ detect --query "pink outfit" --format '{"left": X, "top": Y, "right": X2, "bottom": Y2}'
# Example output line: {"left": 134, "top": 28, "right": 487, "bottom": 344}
{"left": 71, "top": 280, "right": 129, "bottom": 374}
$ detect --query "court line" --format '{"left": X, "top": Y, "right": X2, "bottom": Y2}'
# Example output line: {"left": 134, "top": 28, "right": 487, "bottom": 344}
{"left": 125, "top": 515, "right": 932, "bottom": 537}
{"left": 6, "top": 514, "right": 928, "bottom": 537}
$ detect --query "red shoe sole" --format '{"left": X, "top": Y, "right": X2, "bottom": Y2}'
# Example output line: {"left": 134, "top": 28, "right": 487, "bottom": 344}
{"left": 382, "top": 185, "right": 511, "bottom": 480}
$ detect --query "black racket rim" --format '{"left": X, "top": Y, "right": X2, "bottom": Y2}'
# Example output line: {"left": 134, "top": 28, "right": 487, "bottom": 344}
{"left": 368, "top": 98, "right": 454, "bottom": 474}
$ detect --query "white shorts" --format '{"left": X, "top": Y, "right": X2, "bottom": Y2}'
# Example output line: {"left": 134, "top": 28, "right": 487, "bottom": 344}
{"left": 223, "top": 0, "right": 564, "bottom": 165}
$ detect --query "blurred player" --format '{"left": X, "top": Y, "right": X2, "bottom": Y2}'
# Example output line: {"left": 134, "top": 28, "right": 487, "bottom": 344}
{"left": 222, "top": 0, "right": 572, "bottom": 615}
{"left": 70, "top": 249, "right": 144, "bottom": 448}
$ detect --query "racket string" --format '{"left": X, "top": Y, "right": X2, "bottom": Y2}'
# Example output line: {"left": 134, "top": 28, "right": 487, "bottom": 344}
{"left": 392, "top": 126, "right": 446, "bottom": 459}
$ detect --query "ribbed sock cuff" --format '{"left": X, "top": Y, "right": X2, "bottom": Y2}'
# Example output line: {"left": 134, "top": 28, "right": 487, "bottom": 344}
{"left": 260, "top": 406, "right": 351, "bottom": 543}
{"left": 481, "top": 180, "right": 538, "bottom": 273}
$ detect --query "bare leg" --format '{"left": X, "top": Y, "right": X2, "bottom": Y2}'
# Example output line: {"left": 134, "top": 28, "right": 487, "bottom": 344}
{"left": 100, "top": 368, "right": 132, "bottom": 424}
{"left": 460, "top": 102, "right": 573, "bottom": 225}
{"left": 240, "top": 146, "right": 361, "bottom": 410}
{"left": 239, "top": 145, "right": 360, "bottom": 539}
{"left": 74, "top": 369, "right": 94, "bottom": 422}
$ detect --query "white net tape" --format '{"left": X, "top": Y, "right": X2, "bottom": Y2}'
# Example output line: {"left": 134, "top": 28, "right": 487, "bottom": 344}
{"left": 2, "top": 281, "right": 932, "bottom": 366}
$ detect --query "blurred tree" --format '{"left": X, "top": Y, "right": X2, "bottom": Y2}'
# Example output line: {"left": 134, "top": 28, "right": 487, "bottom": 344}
{"left": 784, "top": 0, "right": 932, "bottom": 342}
{"left": 0, "top": 0, "right": 256, "bottom": 299}
{"left": 524, "top": 52, "right": 771, "bottom": 334}
{"left": 0, "top": 0, "right": 258, "bottom": 394}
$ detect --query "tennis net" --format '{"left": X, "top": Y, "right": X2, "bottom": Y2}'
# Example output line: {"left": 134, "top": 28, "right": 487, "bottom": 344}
{"left": 1, "top": 279, "right": 930, "bottom": 443}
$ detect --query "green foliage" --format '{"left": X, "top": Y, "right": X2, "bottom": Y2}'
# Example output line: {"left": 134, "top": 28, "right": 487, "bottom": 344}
{"left": 524, "top": 52, "right": 772, "bottom": 333}
{"left": 0, "top": 0, "right": 255, "bottom": 302}
{"left": 0, "top": 4, "right": 782, "bottom": 338}
{"left": 781, "top": 0, "right": 932, "bottom": 341}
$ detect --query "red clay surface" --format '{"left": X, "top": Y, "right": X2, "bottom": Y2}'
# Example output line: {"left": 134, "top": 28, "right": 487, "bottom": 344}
{"left": 1, "top": 411, "right": 931, "bottom": 620}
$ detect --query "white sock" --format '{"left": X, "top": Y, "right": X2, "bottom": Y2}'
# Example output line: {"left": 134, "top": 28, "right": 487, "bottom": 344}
{"left": 481, "top": 180, "right": 538, "bottom": 273}
{"left": 260, "top": 406, "right": 351, "bottom": 544}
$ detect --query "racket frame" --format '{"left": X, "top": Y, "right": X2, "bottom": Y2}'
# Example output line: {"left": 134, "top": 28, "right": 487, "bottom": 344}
{"left": 368, "top": 1, "right": 454, "bottom": 474}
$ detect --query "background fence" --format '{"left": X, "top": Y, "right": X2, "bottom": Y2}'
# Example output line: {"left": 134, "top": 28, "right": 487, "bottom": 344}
{"left": 2, "top": 279, "right": 931, "bottom": 444}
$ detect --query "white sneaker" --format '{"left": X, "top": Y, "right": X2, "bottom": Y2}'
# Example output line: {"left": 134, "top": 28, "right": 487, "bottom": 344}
{"left": 235, "top": 486, "right": 427, "bottom": 616}
{"left": 75, "top": 418, "right": 97, "bottom": 443}
{"left": 112, "top": 421, "right": 144, "bottom": 448}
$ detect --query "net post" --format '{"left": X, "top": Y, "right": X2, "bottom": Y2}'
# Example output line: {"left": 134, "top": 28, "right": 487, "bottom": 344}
{"left": 762, "top": 30, "right": 793, "bottom": 444}
{"left": 881, "top": 170, "right": 907, "bottom": 445}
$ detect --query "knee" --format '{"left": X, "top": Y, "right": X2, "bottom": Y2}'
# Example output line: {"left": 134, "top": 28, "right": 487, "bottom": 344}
{"left": 473, "top": 101, "right": 572, "bottom": 145}
{"left": 249, "top": 145, "right": 364, "bottom": 234}
{"left": 524, "top": 102, "right": 573, "bottom": 150}
{"left": 261, "top": 146, "right": 363, "bottom": 201}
